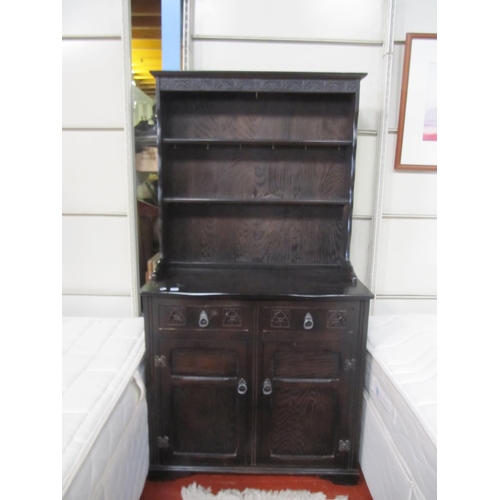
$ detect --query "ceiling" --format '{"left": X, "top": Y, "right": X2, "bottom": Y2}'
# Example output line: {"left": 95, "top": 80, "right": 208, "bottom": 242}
{"left": 131, "top": 0, "right": 161, "bottom": 98}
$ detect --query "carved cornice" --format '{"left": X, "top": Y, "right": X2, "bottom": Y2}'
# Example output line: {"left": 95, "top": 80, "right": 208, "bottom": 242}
{"left": 159, "top": 78, "right": 358, "bottom": 93}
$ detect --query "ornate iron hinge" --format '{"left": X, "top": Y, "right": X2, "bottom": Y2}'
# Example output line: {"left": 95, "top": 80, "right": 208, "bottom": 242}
{"left": 154, "top": 355, "right": 167, "bottom": 368}
{"left": 157, "top": 436, "right": 170, "bottom": 449}
{"left": 339, "top": 440, "right": 351, "bottom": 452}
{"left": 344, "top": 358, "right": 357, "bottom": 371}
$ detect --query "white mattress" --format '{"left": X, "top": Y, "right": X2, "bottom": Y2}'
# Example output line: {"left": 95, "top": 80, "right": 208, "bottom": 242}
{"left": 62, "top": 317, "right": 146, "bottom": 498}
{"left": 361, "top": 314, "right": 437, "bottom": 500}
{"left": 63, "top": 367, "right": 149, "bottom": 500}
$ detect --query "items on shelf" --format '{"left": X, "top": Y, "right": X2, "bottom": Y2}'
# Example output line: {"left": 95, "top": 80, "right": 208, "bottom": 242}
{"left": 135, "top": 117, "right": 158, "bottom": 172}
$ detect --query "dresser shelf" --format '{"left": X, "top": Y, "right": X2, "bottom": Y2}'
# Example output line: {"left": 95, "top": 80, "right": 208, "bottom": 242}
{"left": 143, "top": 263, "right": 371, "bottom": 298}
{"left": 162, "top": 138, "right": 353, "bottom": 148}
{"left": 162, "top": 197, "right": 350, "bottom": 205}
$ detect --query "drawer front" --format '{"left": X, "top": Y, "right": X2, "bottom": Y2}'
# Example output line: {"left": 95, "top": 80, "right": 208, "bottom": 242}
{"left": 157, "top": 301, "right": 252, "bottom": 331}
{"left": 261, "top": 304, "right": 356, "bottom": 333}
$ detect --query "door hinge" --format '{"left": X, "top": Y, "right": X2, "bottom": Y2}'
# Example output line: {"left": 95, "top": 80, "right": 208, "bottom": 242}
{"left": 157, "top": 436, "right": 170, "bottom": 449}
{"left": 154, "top": 355, "right": 167, "bottom": 368}
{"left": 344, "top": 358, "right": 356, "bottom": 371}
{"left": 339, "top": 439, "right": 351, "bottom": 452}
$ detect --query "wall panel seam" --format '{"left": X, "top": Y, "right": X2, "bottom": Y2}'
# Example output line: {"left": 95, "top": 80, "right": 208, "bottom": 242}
{"left": 368, "top": 0, "right": 397, "bottom": 308}
{"left": 121, "top": 0, "right": 140, "bottom": 316}
{"left": 182, "top": 0, "right": 190, "bottom": 69}
{"left": 192, "top": 34, "right": 383, "bottom": 46}
{"left": 358, "top": 129, "right": 397, "bottom": 135}
{"left": 376, "top": 295, "right": 437, "bottom": 300}
{"left": 382, "top": 214, "right": 437, "bottom": 220}
{"left": 62, "top": 292, "right": 132, "bottom": 297}
{"left": 62, "top": 128, "right": 125, "bottom": 132}
{"left": 62, "top": 213, "right": 128, "bottom": 217}
{"left": 62, "top": 36, "right": 122, "bottom": 41}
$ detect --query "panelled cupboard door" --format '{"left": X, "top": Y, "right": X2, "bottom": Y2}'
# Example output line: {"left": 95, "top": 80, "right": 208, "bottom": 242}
{"left": 156, "top": 335, "right": 251, "bottom": 466}
{"left": 258, "top": 337, "right": 353, "bottom": 468}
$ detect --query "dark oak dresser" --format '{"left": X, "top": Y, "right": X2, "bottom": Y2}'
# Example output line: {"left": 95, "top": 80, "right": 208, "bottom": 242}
{"left": 141, "top": 71, "right": 373, "bottom": 485}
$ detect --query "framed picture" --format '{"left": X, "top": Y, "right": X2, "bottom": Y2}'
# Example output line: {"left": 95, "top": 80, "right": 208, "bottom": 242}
{"left": 395, "top": 33, "right": 437, "bottom": 171}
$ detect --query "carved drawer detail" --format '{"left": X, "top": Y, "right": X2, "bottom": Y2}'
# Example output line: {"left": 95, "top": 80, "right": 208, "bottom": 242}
{"left": 327, "top": 309, "right": 347, "bottom": 329}
{"left": 166, "top": 307, "right": 186, "bottom": 327}
{"left": 223, "top": 308, "right": 242, "bottom": 327}
{"left": 271, "top": 309, "right": 291, "bottom": 329}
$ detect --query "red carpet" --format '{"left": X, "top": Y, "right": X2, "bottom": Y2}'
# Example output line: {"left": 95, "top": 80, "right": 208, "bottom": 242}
{"left": 140, "top": 472, "right": 373, "bottom": 500}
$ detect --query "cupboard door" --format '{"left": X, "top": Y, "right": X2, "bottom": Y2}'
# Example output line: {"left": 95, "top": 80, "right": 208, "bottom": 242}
{"left": 259, "top": 337, "right": 354, "bottom": 468}
{"left": 156, "top": 335, "right": 251, "bottom": 466}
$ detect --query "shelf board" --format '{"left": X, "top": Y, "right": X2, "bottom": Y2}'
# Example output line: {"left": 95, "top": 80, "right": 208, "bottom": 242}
{"left": 162, "top": 197, "right": 349, "bottom": 205}
{"left": 162, "top": 138, "right": 352, "bottom": 148}
{"left": 141, "top": 263, "right": 372, "bottom": 299}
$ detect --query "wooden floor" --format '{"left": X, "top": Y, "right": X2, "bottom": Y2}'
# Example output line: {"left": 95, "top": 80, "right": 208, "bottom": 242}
{"left": 140, "top": 471, "right": 373, "bottom": 500}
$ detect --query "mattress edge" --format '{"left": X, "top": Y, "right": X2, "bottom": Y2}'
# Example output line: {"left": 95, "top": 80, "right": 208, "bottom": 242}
{"left": 62, "top": 335, "right": 145, "bottom": 495}
{"left": 366, "top": 342, "right": 437, "bottom": 448}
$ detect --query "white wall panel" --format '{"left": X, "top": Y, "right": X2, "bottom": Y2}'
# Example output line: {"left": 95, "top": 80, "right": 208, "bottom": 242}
{"left": 194, "top": 0, "right": 384, "bottom": 42}
{"left": 61, "top": 0, "right": 139, "bottom": 316}
{"left": 377, "top": 218, "right": 437, "bottom": 295}
{"left": 62, "top": 40, "right": 125, "bottom": 128}
{"left": 62, "top": 295, "right": 134, "bottom": 318}
{"left": 383, "top": 133, "right": 437, "bottom": 215}
{"left": 62, "top": 130, "right": 128, "bottom": 214}
{"left": 394, "top": 0, "right": 437, "bottom": 41}
{"left": 353, "top": 135, "right": 377, "bottom": 217}
{"left": 389, "top": 43, "right": 405, "bottom": 131}
{"left": 189, "top": 0, "right": 438, "bottom": 303}
{"left": 62, "top": 216, "right": 132, "bottom": 295}
{"left": 62, "top": 0, "right": 123, "bottom": 37}
{"left": 192, "top": 41, "right": 383, "bottom": 131}
{"left": 373, "top": 298, "right": 437, "bottom": 315}
{"left": 350, "top": 219, "right": 372, "bottom": 286}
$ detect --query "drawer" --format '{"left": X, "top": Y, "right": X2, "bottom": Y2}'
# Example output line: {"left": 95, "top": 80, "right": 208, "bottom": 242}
{"left": 261, "top": 305, "right": 355, "bottom": 333}
{"left": 157, "top": 301, "right": 252, "bottom": 331}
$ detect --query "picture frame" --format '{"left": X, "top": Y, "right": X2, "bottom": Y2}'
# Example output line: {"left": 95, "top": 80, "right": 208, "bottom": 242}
{"left": 394, "top": 33, "right": 437, "bottom": 171}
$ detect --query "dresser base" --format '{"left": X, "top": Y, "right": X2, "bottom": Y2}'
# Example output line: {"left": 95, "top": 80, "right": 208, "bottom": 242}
{"left": 147, "top": 465, "right": 360, "bottom": 486}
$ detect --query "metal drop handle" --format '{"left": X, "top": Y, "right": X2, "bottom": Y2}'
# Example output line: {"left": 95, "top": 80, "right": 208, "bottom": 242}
{"left": 199, "top": 310, "right": 209, "bottom": 328}
{"left": 304, "top": 312, "right": 314, "bottom": 330}
{"left": 263, "top": 378, "right": 273, "bottom": 396}
{"left": 237, "top": 378, "right": 248, "bottom": 395}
